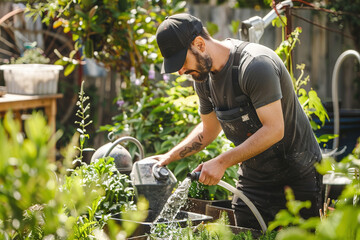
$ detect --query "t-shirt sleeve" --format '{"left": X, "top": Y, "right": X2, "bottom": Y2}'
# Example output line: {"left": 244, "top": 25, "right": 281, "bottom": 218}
{"left": 241, "top": 55, "right": 282, "bottom": 109}
{"left": 194, "top": 81, "right": 214, "bottom": 115}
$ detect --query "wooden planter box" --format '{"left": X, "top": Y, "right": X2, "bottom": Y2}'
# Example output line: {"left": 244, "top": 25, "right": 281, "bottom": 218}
{"left": 206, "top": 203, "right": 236, "bottom": 226}
{"left": 110, "top": 210, "right": 212, "bottom": 238}
{"left": 127, "top": 224, "right": 262, "bottom": 239}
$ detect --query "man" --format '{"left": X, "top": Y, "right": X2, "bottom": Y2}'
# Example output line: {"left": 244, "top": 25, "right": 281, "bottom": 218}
{"left": 152, "top": 13, "right": 322, "bottom": 230}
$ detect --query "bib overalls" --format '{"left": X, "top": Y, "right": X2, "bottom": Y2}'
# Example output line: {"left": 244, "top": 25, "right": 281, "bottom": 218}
{"left": 206, "top": 41, "right": 322, "bottom": 230}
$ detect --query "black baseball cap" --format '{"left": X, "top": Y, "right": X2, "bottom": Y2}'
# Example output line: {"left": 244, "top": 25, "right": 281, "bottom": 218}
{"left": 156, "top": 13, "right": 203, "bottom": 74}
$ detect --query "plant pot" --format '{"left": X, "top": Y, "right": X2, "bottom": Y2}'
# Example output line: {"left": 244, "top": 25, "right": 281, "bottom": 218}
{"left": 126, "top": 225, "right": 262, "bottom": 240}
{"left": 0, "top": 64, "right": 63, "bottom": 95}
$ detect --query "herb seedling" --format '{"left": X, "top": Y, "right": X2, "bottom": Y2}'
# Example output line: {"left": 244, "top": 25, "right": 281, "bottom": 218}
{"left": 74, "top": 81, "right": 94, "bottom": 165}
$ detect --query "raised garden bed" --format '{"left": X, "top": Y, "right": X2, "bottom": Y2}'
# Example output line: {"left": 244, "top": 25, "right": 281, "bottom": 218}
{"left": 111, "top": 210, "right": 213, "bottom": 237}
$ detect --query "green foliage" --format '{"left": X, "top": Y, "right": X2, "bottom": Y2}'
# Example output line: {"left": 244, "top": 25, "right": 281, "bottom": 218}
{"left": 268, "top": 187, "right": 317, "bottom": 231}
{"left": 27, "top": 0, "right": 186, "bottom": 82}
{"left": 62, "top": 157, "right": 137, "bottom": 238}
{"left": 269, "top": 138, "right": 360, "bottom": 240}
{"left": 323, "top": 0, "right": 360, "bottom": 51}
{"left": 234, "top": 0, "right": 270, "bottom": 8}
{"left": 0, "top": 110, "right": 146, "bottom": 239}
{"left": 149, "top": 212, "right": 277, "bottom": 239}
{"left": 294, "top": 64, "right": 329, "bottom": 131}
{"left": 0, "top": 112, "right": 97, "bottom": 239}
{"left": 293, "top": 63, "right": 333, "bottom": 145}
{"left": 63, "top": 157, "right": 136, "bottom": 217}
{"left": 206, "top": 21, "right": 219, "bottom": 36}
{"left": 229, "top": 20, "right": 241, "bottom": 37}
{"left": 0, "top": 79, "right": 144, "bottom": 238}
{"left": 273, "top": 23, "right": 300, "bottom": 78}
{"left": 102, "top": 75, "right": 199, "bottom": 154}
{"left": 10, "top": 47, "right": 50, "bottom": 64}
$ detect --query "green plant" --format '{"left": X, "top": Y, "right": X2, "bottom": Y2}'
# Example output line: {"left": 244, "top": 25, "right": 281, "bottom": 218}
{"left": 294, "top": 63, "right": 335, "bottom": 146}
{"left": 62, "top": 80, "right": 143, "bottom": 238}
{"left": 234, "top": 0, "right": 270, "bottom": 8}
{"left": 268, "top": 138, "right": 360, "bottom": 239}
{"left": 102, "top": 76, "right": 199, "bottom": 153}
{"left": 149, "top": 211, "right": 277, "bottom": 240}
{"left": 10, "top": 46, "right": 50, "bottom": 64}
{"left": 63, "top": 157, "right": 136, "bottom": 217}
{"left": 61, "top": 157, "right": 139, "bottom": 238}
{"left": 0, "top": 112, "right": 99, "bottom": 239}
{"left": 27, "top": 0, "right": 186, "bottom": 82}
{"left": 73, "top": 80, "right": 94, "bottom": 164}
{"left": 0, "top": 96, "right": 147, "bottom": 238}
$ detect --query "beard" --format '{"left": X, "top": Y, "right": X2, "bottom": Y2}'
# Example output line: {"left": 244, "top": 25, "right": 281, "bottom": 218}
{"left": 186, "top": 48, "right": 212, "bottom": 82}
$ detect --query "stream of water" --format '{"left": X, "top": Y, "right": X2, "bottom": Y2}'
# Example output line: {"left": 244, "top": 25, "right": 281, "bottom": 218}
{"left": 149, "top": 177, "right": 192, "bottom": 238}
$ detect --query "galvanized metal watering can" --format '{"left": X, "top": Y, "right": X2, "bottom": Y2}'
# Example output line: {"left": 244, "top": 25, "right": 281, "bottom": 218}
{"left": 90, "top": 133, "right": 144, "bottom": 174}
{"left": 131, "top": 157, "right": 177, "bottom": 218}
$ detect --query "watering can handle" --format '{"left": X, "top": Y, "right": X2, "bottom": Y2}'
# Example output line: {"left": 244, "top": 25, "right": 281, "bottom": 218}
{"left": 103, "top": 136, "right": 145, "bottom": 160}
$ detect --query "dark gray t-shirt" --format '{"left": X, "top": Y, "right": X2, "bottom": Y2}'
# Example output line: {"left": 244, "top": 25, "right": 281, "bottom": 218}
{"left": 194, "top": 39, "right": 321, "bottom": 179}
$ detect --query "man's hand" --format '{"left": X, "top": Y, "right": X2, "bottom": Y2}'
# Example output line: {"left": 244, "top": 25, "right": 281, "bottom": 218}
{"left": 143, "top": 154, "right": 172, "bottom": 166}
{"left": 193, "top": 157, "right": 227, "bottom": 185}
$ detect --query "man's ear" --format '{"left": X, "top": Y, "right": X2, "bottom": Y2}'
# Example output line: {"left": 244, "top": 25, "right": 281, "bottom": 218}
{"left": 193, "top": 36, "right": 205, "bottom": 52}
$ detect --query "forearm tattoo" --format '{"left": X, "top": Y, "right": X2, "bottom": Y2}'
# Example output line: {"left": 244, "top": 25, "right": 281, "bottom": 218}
{"left": 179, "top": 134, "right": 204, "bottom": 158}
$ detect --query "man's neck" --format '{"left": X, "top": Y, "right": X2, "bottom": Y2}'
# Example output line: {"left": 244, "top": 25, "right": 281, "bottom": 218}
{"left": 208, "top": 39, "right": 231, "bottom": 74}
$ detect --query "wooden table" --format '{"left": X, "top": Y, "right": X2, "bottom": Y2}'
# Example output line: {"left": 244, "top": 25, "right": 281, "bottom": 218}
{"left": 0, "top": 93, "right": 63, "bottom": 160}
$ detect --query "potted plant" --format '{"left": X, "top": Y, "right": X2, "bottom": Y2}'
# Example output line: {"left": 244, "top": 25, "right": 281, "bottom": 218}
{"left": 0, "top": 46, "right": 63, "bottom": 95}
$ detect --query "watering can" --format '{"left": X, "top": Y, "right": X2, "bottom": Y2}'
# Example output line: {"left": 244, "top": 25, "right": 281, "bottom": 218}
{"left": 90, "top": 134, "right": 144, "bottom": 174}
{"left": 130, "top": 158, "right": 177, "bottom": 219}
{"left": 91, "top": 134, "right": 177, "bottom": 218}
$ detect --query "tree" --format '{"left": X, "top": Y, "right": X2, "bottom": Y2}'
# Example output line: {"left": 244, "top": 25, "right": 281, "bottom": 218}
{"left": 28, "top": 0, "right": 186, "bottom": 86}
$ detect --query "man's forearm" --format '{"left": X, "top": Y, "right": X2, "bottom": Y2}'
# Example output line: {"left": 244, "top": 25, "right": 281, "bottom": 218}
{"left": 161, "top": 111, "right": 221, "bottom": 165}
{"left": 166, "top": 123, "right": 209, "bottom": 162}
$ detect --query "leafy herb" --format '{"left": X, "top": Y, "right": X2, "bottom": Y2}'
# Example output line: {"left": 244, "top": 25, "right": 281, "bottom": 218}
{"left": 10, "top": 47, "right": 50, "bottom": 64}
